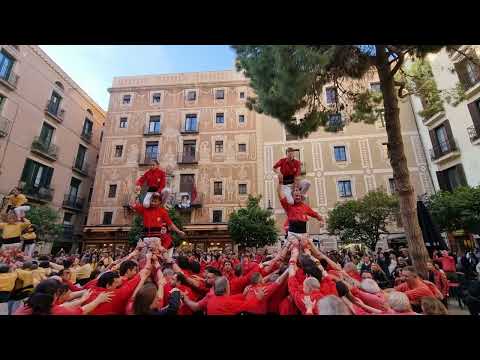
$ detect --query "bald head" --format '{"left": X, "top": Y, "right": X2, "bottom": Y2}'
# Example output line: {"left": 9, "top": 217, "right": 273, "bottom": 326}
{"left": 303, "top": 276, "right": 320, "bottom": 295}
{"left": 214, "top": 276, "right": 229, "bottom": 296}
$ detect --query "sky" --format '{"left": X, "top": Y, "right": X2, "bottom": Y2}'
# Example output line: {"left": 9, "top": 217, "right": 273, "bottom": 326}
{"left": 39, "top": 45, "right": 237, "bottom": 111}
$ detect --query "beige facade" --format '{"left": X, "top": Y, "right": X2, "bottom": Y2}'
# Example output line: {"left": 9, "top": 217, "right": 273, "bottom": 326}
{"left": 0, "top": 45, "right": 105, "bottom": 252}
{"left": 85, "top": 71, "right": 260, "bottom": 252}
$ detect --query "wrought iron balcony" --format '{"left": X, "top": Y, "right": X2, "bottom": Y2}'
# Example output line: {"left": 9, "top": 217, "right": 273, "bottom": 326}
{"left": 0, "top": 71, "right": 19, "bottom": 90}
{"left": 467, "top": 125, "right": 480, "bottom": 143}
{"left": 19, "top": 182, "right": 54, "bottom": 203}
{"left": 177, "top": 151, "right": 199, "bottom": 164}
{"left": 80, "top": 130, "right": 93, "bottom": 143}
{"left": 44, "top": 100, "right": 65, "bottom": 123}
{"left": 430, "top": 138, "right": 459, "bottom": 161}
{"left": 62, "top": 194, "right": 85, "bottom": 211}
{"left": 31, "top": 136, "right": 58, "bottom": 161}
{"left": 180, "top": 123, "right": 199, "bottom": 134}
{"left": 143, "top": 124, "right": 162, "bottom": 136}
{"left": 72, "top": 159, "right": 89, "bottom": 177}
{"left": 0, "top": 115, "right": 10, "bottom": 137}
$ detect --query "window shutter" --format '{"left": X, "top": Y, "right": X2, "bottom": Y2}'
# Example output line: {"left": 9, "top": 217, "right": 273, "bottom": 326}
{"left": 436, "top": 170, "right": 450, "bottom": 192}
{"left": 467, "top": 100, "right": 480, "bottom": 133}
{"left": 429, "top": 129, "right": 440, "bottom": 157}
{"left": 456, "top": 164, "right": 468, "bottom": 187}
{"left": 443, "top": 120, "right": 456, "bottom": 151}
{"left": 454, "top": 59, "right": 471, "bottom": 89}
{"left": 21, "top": 159, "right": 34, "bottom": 183}
{"left": 42, "top": 166, "right": 54, "bottom": 188}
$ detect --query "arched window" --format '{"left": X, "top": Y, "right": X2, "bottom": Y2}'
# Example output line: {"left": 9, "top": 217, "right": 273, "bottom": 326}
{"left": 54, "top": 81, "right": 64, "bottom": 91}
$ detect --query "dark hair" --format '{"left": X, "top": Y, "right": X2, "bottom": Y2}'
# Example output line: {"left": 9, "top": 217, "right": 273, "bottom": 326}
{"left": 38, "top": 255, "right": 49, "bottom": 262}
{"left": 403, "top": 266, "right": 418, "bottom": 276}
{"left": 205, "top": 267, "right": 222, "bottom": 277}
{"left": 0, "top": 264, "right": 10, "bottom": 273}
{"left": 133, "top": 283, "right": 158, "bottom": 315}
{"left": 319, "top": 259, "right": 329, "bottom": 269}
{"left": 26, "top": 278, "right": 62, "bottom": 315}
{"left": 97, "top": 271, "right": 120, "bottom": 288}
{"left": 57, "top": 283, "right": 70, "bottom": 297}
{"left": 119, "top": 260, "right": 137, "bottom": 276}
{"left": 174, "top": 272, "right": 188, "bottom": 285}
{"left": 63, "top": 259, "right": 73, "bottom": 269}
{"left": 234, "top": 264, "right": 243, "bottom": 277}
{"left": 250, "top": 272, "right": 262, "bottom": 285}
{"left": 335, "top": 281, "right": 350, "bottom": 297}
{"left": 39, "top": 261, "right": 50, "bottom": 269}
{"left": 89, "top": 269, "right": 100, "bottom": 280}
{"left": 189, "top": 261, "right": 200, "bottom": 274}
{"left": 298, "top": 255, "right": 323, "bottom": 282}
{"left": 177, "top": 256, "right": 190, "bottom": 271}
{"left": 433, "top": 260, "right": 443, "bottom": 270}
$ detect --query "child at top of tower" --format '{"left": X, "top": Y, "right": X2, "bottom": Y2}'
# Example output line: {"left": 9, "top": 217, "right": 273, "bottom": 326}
{"left": 135, "top": 160, "right": 171, "bottom": 208}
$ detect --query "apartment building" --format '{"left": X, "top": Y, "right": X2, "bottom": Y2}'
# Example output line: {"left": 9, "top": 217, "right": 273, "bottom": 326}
{"left": 84, "top": 70, "right": 260, "bottom": 253}
{"left": 410, "top": 45, "right": 480, "bottom": 252}
{"left": 0, "top": 45, "right": 105, "bottom": 253}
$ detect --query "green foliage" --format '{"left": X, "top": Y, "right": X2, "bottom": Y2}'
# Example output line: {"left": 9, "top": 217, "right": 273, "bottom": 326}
{"left": 128, "top": 214, "right": 143, "bottom": 245}
{"left": 228, "top": 195, "right": 278, "bottom": 248}
{"left": 350, "top": 90, "right": 384, "bottom": 124}
{"left": 168, "top": 207, "right": 185, "bottom": 247}
{"left": 327, "top": 190, "right": 399, "bottom": 251}
{"left": 27, "top": 205, "right": 63, "bottom": 242}
{"left": 428, "top": 186, "right": 480, "bottom": 234}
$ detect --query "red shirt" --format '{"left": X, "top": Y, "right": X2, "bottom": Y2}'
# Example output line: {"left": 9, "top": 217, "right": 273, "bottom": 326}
{"left": 395, "top": 281, "right": 435, "bottom": 305}
{"left": 14, "top": 304, "right": 84, "bottom": 315}
{"left": 133, "top": 204, "right": 173, "bottom": 232}
{"left": 438, "top": 256, "right": 456, "bottom": 273}
{"left": 346, "top": 270, "right": 362, "bottom": 282}
{"left": 206, "top": 294, "right": 251, "bottom": 315}
{"left": 83, "top": 278, "right": 98, "bottom": 290}
{"left": 160, "top": 233, "right": 173, "bottom": 249}
{"left": 267, "top": 279, "right": 288, "bottom": 314}
{"left": 230, "top": 263, "right": 261, "bottom": 295}
{"left": 279, "top": 296, "right": 300, "bottom": 315}
{"left": 84, "top": 274, "right": 142, "bottom": 315}
{"left": 136, "top": 167, "right": 166, "bottom": 191}
{"left": 243, "top": 282, "right": 280, "bottom": 314}
{"left": 273, "top": 158, "right": 301, "bottom": 178}
{"left": 65, "top": 279, "right": 83, "bottom": 292}
{"left": 430, "top": 269, "right": 449, "bottom": 297}
{"left": 288, "top": 276, "right": 325, "bottom": 315}
{"left": 280, "top": 198, "right": 321, "bottom": 223}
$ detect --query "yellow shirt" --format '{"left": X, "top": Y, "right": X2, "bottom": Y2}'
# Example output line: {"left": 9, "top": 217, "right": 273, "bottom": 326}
{"left": 15, "top": 269, "right": 34, "bottom": 288}
{"left": 7, "top": 194, "right": 28, "bottom": 207}
{"left": 21, "top": 232, "right": 37, "bottom": 241}
{"left": 32, "top": 268, "right": 47, "bottom": 287}
{"left": 0, "top": 272, "right": 18, "bottom": 292}
{"left": 0, "top": 220, "right": 31, "bottom": 240}
{"left": 69, "top": 268, "right": 77, "bottom": 284}
{"left": 75, "top": 264, "right": 93, "bottom": 280}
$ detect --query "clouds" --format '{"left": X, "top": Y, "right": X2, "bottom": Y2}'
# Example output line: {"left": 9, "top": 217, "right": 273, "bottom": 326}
{"left": 39, "top": 45, "right": 235, "bottom": 110}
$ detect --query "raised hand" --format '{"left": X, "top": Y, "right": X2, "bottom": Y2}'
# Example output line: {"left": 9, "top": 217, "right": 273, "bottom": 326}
{"left": 96, "top": 291, "right": 113, "bottom": 304}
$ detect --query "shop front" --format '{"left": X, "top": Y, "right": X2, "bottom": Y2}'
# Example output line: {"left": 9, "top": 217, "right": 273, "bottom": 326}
{"left": 82, "top": 225, "right": 131, "bottom": 255}
{"left": 183, "top": 224, "right": 234, "bottom": 253}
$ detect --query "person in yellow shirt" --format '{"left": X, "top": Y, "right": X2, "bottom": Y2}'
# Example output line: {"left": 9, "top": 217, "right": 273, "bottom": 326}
{"left": 0, "top": 263, "right": 18, "bottom": 315}
{"left": 8, "top": 261, "right": 35, "bottom": 314}
{"left": 21, "top": 224, "right": 37, "bottom": 257}
{"left": 74, "top": 257, "right": 93, "bottom": 286}
{"left": 0, "top": 212, "right": 31, "bottom": 251}
{"left": 5, "top": 187, "right": 30, "bottom": 221}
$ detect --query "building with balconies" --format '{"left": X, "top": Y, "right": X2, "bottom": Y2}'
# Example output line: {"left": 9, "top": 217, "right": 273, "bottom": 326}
{"left": 0, "top": 45, "right": 105, "bottom": 254}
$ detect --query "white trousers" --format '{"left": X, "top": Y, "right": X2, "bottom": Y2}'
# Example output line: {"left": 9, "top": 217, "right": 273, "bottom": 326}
{"left": 282, "top": 179, "right": 311, "bottom": 205}
{"left": 143, "top": 188, "right": 171, "bottom": 208}
{"left": 14, "top": 206, "right": 30, "bottom": 220}
{"left": 23, "top": 243, "right": 35, "bottom": 257}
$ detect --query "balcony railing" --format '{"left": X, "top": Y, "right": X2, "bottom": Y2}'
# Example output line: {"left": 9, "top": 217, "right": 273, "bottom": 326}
{"left": 144, "top": 125, "right": 162, "bottom": 136}
{"left": 62, "top": 194, "right": 85, "bottom": 211}
{"left": 19, "top": 182, "right": 54, "bottom": 202}
{"left": 430, "top": 138, "right": 459, "bottom": 161}
{"left": 72, "top": 159, "right": 89, "bottom": 177}
{"left": 45, "top": 100, "right": 65, "bottom": 123}
{"left": 31, "top": 136, "right": 58, "bottom": 161}
{"left": 139, "top": 152, "right": 160, "bottom": 166}
{"left": 467, "top": 125, "right": 480, "bottom": 143}
{"left": 180, "top": 124, "right": 199, "bottom": 134}
{"left": 169, "top": 191, "right": 203, "bottom": 211}
{"left": 0, "top": 115, "right": 10, "bottom": 137}
{"left": 0, "top": 71, "right": 19, "bottom": 90}
{"left": 177, "top": 150, "right": 199, "bottom": 164}
{"left": 81, "top": 131, "right": 92, "bottom": 143}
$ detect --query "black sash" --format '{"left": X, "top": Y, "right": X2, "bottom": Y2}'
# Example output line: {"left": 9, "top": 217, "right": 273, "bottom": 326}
{"left": 288, "top": 221, "right": 307, "bottom": 234}
{"left": 2, "top": 237, "right": 21, "bottom": 245}
{"left": 283, "top": 175, "right": 295, "bottom": 185}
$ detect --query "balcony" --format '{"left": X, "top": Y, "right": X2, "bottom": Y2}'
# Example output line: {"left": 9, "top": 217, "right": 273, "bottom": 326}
{"left": 31, "top": 137, "right": 58, "bottom": 161}
{"left": 62, "top": 194, "right": 85, "bottom": 212}
{"left": 0, "top": 71, "right": 19, "bottom": 90}
{"left": 430, "top": 138, "right": 461, "bottom": 164}
{"left": 19, "top": 182, "right": 54, "bottom": 203}
{"left": 0, "top": 115, "right": 10, "bottom": 137}
{"left": 180, "top": 124, "right": 199, "bottom": 135}
{"left": 177, "top": 151, "right": 199, "bottom": 165}
{"left": 144, "top": 125, "right": 161, "bottom": 136}
{"left": 170, "top": 191, "right": 203, "bottom": 212}
{"left": 44, "top": 100, "right": 65, "bottom": 123}
{"left": 80, "top": 131, "right": 93, "bottom": 143}
{"left": 467, "top": 125, "right": 480, "bottom": 145}
{"left": 72, "top": 159, "right": 89, "bottom": 177}
{"left": 139, "top": 153, "right": 160, "bottom": 166}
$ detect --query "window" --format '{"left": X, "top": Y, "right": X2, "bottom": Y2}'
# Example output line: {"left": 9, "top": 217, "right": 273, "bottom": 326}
{"left": 102, "top": 212, "right": 113, "bottom": 225}
{"left": 436, "top": 164, "right": 468, "bottom": 192}
{"left": 0, "top": 50, "right": 14, "bottom": 80}
{"left": 334, "top": 146, "right": 347, "bottom": 162}
{"left": 152, "top": 93, "right": 161, "bottom": 104}
{"left": 75, "top": 144, "right": 87, "bottom": 169}
{"left": 182, "top": 140, "right": 196, "bottom": 162}
{"left": 325, "top": 87, "right": 337, "bottom": 104}
{"left": 148, "top": 115, "right": 161, "bottom": 134}
{"left": 455, "top": 55, "right": 480, "bottom": 90}
{"left": 119, "top": 117, "right": 128, "bottom": 128}
{"left": 48, "top": 91, "right": 62, "bottom": 115}
{"left": 114, "top": 145, "right": 123, "bottom": 157}
{"left": 100, "top": 131, "right": 103, "bottom": 142}
{"left": 82, "top": 118, "right": 93, "bottom": 138}
{"left": 238, "top": 114, "right": 245, "bottom": 123}
{"left": 180, "top": 174, "right": 195, "bottom": 193}
{"left": 122, "top": 95, "right": 131, "bottom": 105}
{"left": 238, "top": 143, "right": 247, "bottom": 152}
{"left": 238, "top": 184, "right": 247, "bottom": 195}
{"left": 377, "top": 109, "right": 386, "bottom": 128}
{"left": 370, "top": 82, "right": 381, "bottom": 93}
{"left": 239, "top": 91, "right": 245, "bottom": 99}
{"left": 214, "top": 181, "right": 223, "bottom": 195}
{"left": 63, "top": 212, "right": 73, "bottom": 224}
{"left": 213, "top": 210, "right": 223, "bottom": 223}
{"left": 433, "top": 124, "right": 451, "bottom": 155}
{"left": 67, "top": 178, "right": 81, "bottom": 201}
{"left": 215, "top": 140, "right": 224, "bottom": 153}
{"left": 216, "top": 113, "right": 224, "bottom": 124}
{"left": 145, "top": 141, "right": 158, "bottom": 161}
{"left": 184, "top": 114, "right": 198, "bottom": 132}
{"left": 20, "top": 159, "right": 54, "bottom": 189}
{"left": 215, "top": 89, "right": 225, "bottom": 100}
{"left": 388, "top": 178, "right": 396, "bottom": 194}
{"left": 187, "top": 91, "right": 196, "bottom": 101}
{"left": 0, "top": 94, "right": 5, "bottom": 111}
{"left": 337, "top": 180, "right": 352, "bottom": 198}
{"left": 39, "top": 122, "right": 55, "bottom": 146}
{"left": 108, "top": 184, "right": 117, "bottom": 198}
{"left": 327, "top": 113, "right": 343, "bottom": 128}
